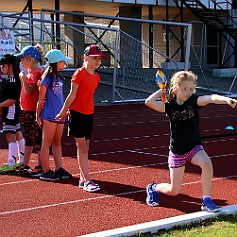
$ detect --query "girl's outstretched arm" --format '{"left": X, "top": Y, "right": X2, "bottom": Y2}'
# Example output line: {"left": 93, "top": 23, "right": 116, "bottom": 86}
{"left": 197, "top": 94, "right": 237, "bottom": 108}
{"left": 145, "top": 89, "right": 166, "bottom": 112}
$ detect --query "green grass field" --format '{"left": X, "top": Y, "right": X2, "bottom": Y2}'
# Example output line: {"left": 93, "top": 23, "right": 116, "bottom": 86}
{"left": 132, "top": 214, "right": 237, "bottom": 237}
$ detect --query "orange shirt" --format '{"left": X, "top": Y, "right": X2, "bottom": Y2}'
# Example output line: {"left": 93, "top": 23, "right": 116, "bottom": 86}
{"left": 70, "top": 67, "right": 100, "bottom": 114}
{"left": 20, "top": 67, "right": 42, "bottom": 111}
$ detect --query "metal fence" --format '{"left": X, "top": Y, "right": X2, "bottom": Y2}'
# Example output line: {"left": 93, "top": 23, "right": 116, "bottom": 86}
{"left": 5, "top": 9, "right": 236, "bottom": 104}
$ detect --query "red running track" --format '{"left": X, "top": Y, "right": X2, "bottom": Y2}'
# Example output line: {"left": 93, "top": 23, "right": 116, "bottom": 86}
{"left": 0, "top": 103, "right": 237, "bottom": 237}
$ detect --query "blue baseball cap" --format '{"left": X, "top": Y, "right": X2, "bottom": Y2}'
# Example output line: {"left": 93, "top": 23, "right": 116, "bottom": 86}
{"left": 16, "top": 45, "right": 40, "bottom": 60}
{"left": 45, "top": 49, "right": 72, "bottom": 64}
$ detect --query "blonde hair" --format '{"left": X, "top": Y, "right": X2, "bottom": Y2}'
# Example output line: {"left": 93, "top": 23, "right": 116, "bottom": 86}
{"left": 35, "top": 44, "right": 46, "bottom": 65}
{"left": 168, "top": 70, "right": 197, "bottom": 100}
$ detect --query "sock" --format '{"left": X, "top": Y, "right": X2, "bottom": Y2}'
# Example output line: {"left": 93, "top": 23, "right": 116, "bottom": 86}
{"left": 202, "top": 195, "right": 210, "bottom": 200}
{"left": 17, "top": 138, "right": 25, "bottom": 163}
{"left": 152, "top": 183, "right": 157, "bottom": 192}
{"left": 8, "top": 142, "right": 18, "bottom": 166}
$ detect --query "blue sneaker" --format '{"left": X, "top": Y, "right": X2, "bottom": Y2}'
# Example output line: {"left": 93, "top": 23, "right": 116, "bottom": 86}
{"left": 201, "top": 197, "right": 220, "bottom": 212}
{"left": 146, "top": 182, "right": 159, "bottom": 206}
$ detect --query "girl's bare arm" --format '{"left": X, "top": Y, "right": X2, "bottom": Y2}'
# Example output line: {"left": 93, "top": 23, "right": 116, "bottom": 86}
{"left": 36, "top": 84, "right": 47, "bottom": 128}
{"left": 56, "top": 82, "right": 78, "bottom": 119}
{"left": 198, "top": 94, "right": 237, "bottom": 108}
{"left": 145, "top": 89, "right": 166, "bottom": 113}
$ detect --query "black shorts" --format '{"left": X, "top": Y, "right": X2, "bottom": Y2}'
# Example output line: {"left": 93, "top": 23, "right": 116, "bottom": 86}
{"left": 2, "top": 106, "right": 21, "bottom": 134}
{"left": 21, "top": 111, "right": 42, "bottom": 150}
{"left": 2, "top": 121, "right": 21, "bottom": 134}
{"left": 68, "top": 110, "right": 94, "bottom": 140}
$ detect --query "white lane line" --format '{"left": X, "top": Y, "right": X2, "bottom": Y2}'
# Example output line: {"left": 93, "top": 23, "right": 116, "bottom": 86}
{"left": 126, "top": 149, "right": 168, "bottom": 156}
{"left": 0, "top": 160, "right": 168, "bottom": 186}
{"left": 0, "top": 190, "right": 144, "bottom": 216}
{"left": 94, "top": 114, "right": 235, "bottom": 126}
{"left": 4, "top": 149, "right": 233, "bottom": 186}
{"left": 90, "top": 162, "right": 168, "bottom": 175}
{"left": 95, "top": 119, "right": 168, "bottom": 126}
{"left": 92, "top": 133, "right": 169, "bottom": 143}
{"left": 183, "top": 175, "right": 237, "bottom": 185}
{"left": 1, "top": 152, "right": 237, "bottom": 186}
{"left": 61, "top": 131, "right": 236, "bottom": 146}
{"left": 91, "top": 135, "right": 234, "bottom": 144}
{"left": 0, "top": 175, "right": 236, "bottom": 216}
{"left": 0, "top": 180, "right": 33, "bottom": 186}
{"left": 94, "top": 114, "right": 236, "bottom": 127}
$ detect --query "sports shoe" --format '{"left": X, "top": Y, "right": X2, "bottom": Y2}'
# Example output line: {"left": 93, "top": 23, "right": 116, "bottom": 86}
{"left": 78, "top": 180, "right": 85, "bottom": 189}
{"left": 201, "top": 197, "right": 220, "bottom": 212}
{"left": 15, "top": 161, "right": 24, "bottom": 169}
{"left": 0, "top": 164, "right": 16, "bottom": 174}
{"left": 146, "top": 182, "right": 159, "bottom": 206}
{"left": 83, "top": 180, "right": 100, "bottom": 192}
{"left": 55, "top": 167, "right": 72, "bottom": 179}
{"left": 18, "top": 164, "right": 32, "bottom": 173}
{"left": 30, "top": 165, "right": 43, "bottom": 178}
{"left": 39, "top": 170, "right": 60, "bottom": 181}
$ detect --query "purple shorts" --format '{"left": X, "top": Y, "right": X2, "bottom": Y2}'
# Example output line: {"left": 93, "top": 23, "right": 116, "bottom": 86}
{"left": 168, "top": 145, "right": 204, "bottom": 168}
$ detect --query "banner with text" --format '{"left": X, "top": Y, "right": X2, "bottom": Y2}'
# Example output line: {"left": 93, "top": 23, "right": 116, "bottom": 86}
{"left": 0, "top": 31, "right": 15, "bottom": 59}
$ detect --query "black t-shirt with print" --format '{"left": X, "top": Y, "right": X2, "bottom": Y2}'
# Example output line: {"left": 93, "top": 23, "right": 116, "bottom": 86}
{"left": 165, "top": 94, "right": 202, "bottom": 155}
{"left": 0, "top": 77, "right": 21, "bottom": 121}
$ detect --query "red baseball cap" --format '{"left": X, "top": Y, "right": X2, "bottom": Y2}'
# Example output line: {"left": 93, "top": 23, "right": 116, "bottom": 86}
{"left": 84, "top": 44, "right": 105, "bottom": 58}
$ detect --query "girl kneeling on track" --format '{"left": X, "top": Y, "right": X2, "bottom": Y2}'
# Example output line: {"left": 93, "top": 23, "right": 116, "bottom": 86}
{"left": 56, "top": 44, "right": 105, "bottom": 192}
{"left": 145, "top": 70, "right": 237, "bottom": 212}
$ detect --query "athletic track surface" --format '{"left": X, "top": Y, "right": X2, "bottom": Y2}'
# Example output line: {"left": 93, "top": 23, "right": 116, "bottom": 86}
{"left": 0, "top": 103, "right": 237, "bottom": 237}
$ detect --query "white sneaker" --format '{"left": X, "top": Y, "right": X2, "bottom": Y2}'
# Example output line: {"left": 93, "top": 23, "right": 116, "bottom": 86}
{"left": 83, "top": 180, "right": 100, "bottom": 192}
{"left": 78, "top": 180, "right": 84, "bottom": 189}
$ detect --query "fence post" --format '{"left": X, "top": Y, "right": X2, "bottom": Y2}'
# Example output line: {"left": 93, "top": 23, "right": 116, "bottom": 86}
{"left": 27, "top": 0, "right": 34, "bottom": 45}
{"left": 40, "top": 11, "right": 44, "bottom": 46}
{"left": 112, "top": 29, "right": 119, "bottom": 103}
{"left": 185, "top": 24, "right": 192, "bottom": 70}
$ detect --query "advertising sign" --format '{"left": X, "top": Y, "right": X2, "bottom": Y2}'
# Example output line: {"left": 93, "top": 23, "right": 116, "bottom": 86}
{"left": 0, "top": 31, "right": 16, "bottom": 58}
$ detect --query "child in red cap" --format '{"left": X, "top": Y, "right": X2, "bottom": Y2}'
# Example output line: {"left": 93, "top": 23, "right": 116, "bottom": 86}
{"left": 56, "top": 44, "right": 105, "bottom": 192}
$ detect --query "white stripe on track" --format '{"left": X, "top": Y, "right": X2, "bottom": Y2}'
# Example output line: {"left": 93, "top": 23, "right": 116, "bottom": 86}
{"left": 1, "top": 152, "right": 237, "bottom": 186}
{"left": 0, "top": 161, "right": 168, "bottom": 186}
{"left": 0, "top": 175, "right": 236, "bottom": 216}
{"left": 0, "top": 190, "right": 144, "bottom": 216}
{"left": 0, "top": 180, "right": 33, "bottom": 186}
{"left": 91, "top": 135, "right": 234, "bottom": 144}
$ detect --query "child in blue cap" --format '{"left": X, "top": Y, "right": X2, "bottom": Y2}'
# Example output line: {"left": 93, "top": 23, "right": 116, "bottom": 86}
{"left": 16, "top": 44, "right": 46, "bottom": 176}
